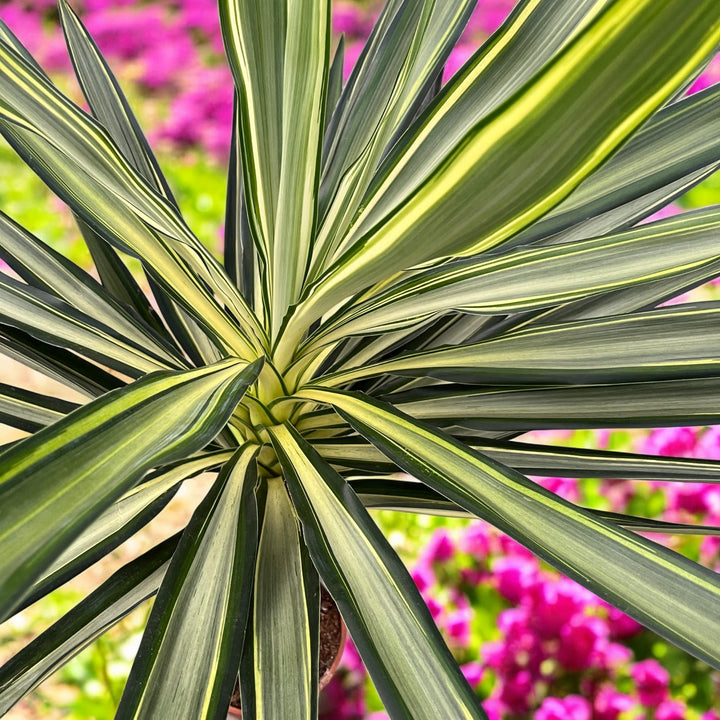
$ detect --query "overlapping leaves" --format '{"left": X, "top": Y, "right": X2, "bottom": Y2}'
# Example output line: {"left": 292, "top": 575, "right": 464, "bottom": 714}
{"left": 2, "top": 0, "right": 720, "bottom": 718}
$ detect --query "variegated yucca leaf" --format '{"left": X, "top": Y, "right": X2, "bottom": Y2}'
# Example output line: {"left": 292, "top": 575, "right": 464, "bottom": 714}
{"left": 299, "top": 388, "right": 720, "bottom": 669}
{"left": 2, "top": 0, "right": 720, "bottom": 717}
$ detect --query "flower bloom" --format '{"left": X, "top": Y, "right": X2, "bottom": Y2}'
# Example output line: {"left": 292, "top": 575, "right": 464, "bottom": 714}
{"left": 631, "top": 658, "right": 670, "bottom": 706}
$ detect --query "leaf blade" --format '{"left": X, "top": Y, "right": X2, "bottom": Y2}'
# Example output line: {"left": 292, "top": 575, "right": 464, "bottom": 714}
{"left": 304, "top": 388, "right": 720, "bottom": 670}
{"left": 116, "top": 446, "right": 259, "bottom": 720}
{"left": 269, "top": 423, "right": 488, "bottom": 720}
{"left": 0, "top": 357, "right": 262, "bottom": 620}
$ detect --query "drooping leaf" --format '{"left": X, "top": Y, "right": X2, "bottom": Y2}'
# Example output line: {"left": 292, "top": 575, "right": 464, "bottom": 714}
{"left": 0, "top": 273, "right": 176, "bottom": 377}
{"left": 0, "top": 536, "right": 177, "bottom": 716}
{"left": 350, "top": 477, "right": 720, "bottom": 536}
{"left": 0, "top": 384, "right": 77, "bottom": 434}
{"left": 13, "top": 451, "right": 233, "bottom": 619}
{"left": 0, "top": 324, "right": 123, "bottom": 398}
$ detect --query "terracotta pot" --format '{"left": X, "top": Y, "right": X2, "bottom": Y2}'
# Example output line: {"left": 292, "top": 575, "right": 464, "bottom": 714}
{"left": 227, "top": 587, "right": 347, "bottom": 718}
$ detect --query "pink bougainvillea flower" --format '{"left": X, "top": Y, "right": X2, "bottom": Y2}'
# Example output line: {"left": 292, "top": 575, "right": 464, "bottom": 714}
{"left": 688, "top": 53, "right": 720, "bottom": 94}
{"left": 557, "top": 616, "right": 608, "bottom": 672}
{"left": 655, "top": 699, "right": 688, "bottom": 720}
{"left": 631, "top": 658, "right": 671, "bottom": 706}
{"left": 640, "top": 426, "right": 698, "bottom": 456}
{"left": 443, "top": 44, "right": 475, "bottom": 83}
{"left": 421, "top": 528, "right": 455, "bottom": 564}
{"left": 593, "top": 685, "right": 636, "bottom": 720}
{"left": 536, "top": 695, "right": 591, "bottom": 720}
{"left": 492, "top": 555, "right": 539, "bottom": 604}
{"left": 461, "top": 660, "right": 484, "bottom": 687}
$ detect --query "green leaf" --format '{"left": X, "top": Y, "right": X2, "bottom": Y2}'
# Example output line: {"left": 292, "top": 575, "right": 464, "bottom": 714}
{"left": 268, "top": 423, "right": 488, "bottom": 720}
{"left": 0, "top": 536, "right": 177, "bottom": 716}
{"left": 0, "top": 39, "right": 263, "bottom": 358}
{"left": 304, "top": 388, "right": 720, "bottom": 670}
{"left": 268, "top": 0, "right": 330, "bottom": 332}
{"left": 324, "top": 35, "right": 345, "bottom": 134}
{"left": 0, "top": 383, "right": 76, "bottom": 434}
{"left": 367, "top": 0, "right": 608, "bottom": 222}
{"left": 77, "top": 216, "right": 168, "bottom": 336}
{"left": 0, "top": 324, "right": 122, "bottom": 398}
{"left": 224, "top": 92, "right": 258, "bottom": 310}
{"left": 317, "top": 435, "right": 720, "bottom": 483}
{"left": 387, "top": 377, "right": 720, "bottom": 431}
{"left": 310, "top": 0, "right": 476, "bottom": 275}
{"left": 323, "top": 305, "right": 720, "bottom": 386}
{"left": 350, "top": 477, "right": 720, "bottom": 537}
{"left": 116, "top": 446, "right": 259, "bottom": 720}
{"left": 241, "top": 477, "right": 319, "bottom": 720}
{"left": 0, "top": 210, "right": 182, "bottom": 365}
{"left": 311, "top": 207, "right": 720, "bottom": 343}
{"left": 522, "top": 261, "right": 720, "bottom": 330}
{"left": 510, "top": 82, "right": 720, "bottom": 246}
{"left": 0, "top": 357, "right": 262, "bottom": 620}
{"left": 286, "top": 0, "right": 720, "bottom": 334}
{"left": 57, "top": 0, "right": 174, "bottom": 200}
{"left": 0, "top": 274, "right": 176, "bottom": 377}
{"left": 56, "top": 0, "right": 202, "bottom": 349}
{"left": 219, "top": 0, "right": 286, "bottom": 268}
{"left": 12, "top": 451, "right": 233, "bottom": 620}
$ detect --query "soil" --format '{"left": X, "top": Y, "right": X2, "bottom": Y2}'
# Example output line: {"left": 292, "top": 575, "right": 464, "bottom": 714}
{"left": 229, "top": 586, "right": 346, "bottom": 712}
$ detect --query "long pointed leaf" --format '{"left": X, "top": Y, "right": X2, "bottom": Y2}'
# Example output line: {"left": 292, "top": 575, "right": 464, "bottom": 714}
{"left": 0, "top": 40, "right": 263, "bottom": 358}
{"left": 0, "top": 384, "right": 77, "bottom": 434}
{"left": 316, "top": 435, "right": 720, "bottom": 483}
{"left": 0, "top": 274, "right": 176, "bottom": 377}
{"left": 311, "top": 0, "right": 476, "bottom": 275}
{"left": 509, "top": 83, "right": 720, "bottom": 246}
{"left": 324, "top": 305, "right": 720, "bottom": 386}
{"left": 0, "top": 324, "right": 122, "bottom": 398}
{"left": 387, "top": 378, "right": 720, "bottom": 431}
{"left": 0, "top": 210, "right": 182, "bottom": 365}
{"left": 313, "top": 207, "right": 720, "bottom": 343}
{"left": 287, "top": 0, "right": 720, "bottom": 331}
{"left": 268, "top": 423, "right": 488, "bottom": 720}
{"left": 0, "top": 357, "right": 262, "bottom": 620}
{"left": 241, "top": 477, "right": 319, "bottom": 720}
{"left": 0, "top": 536, "right": 177, "bottom": 716}
{"left": 269, "top": 0, "right": 330, "bottom": 332}
{"left": 303, "top": 388, "right": 720, "bottom": 670}
{"left": 12, "top": 451, "right": 233, "bottom": 620}
{"left": 116, "top": 446, "right": 259, "bottom": 720}
{"left": 350, "top": 477, "right": 720, "bottom": 536}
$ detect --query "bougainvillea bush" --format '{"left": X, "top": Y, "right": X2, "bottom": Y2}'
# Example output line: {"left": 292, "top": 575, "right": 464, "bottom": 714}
{"left": 2, "top": 1, "right": 720, "bottom": 719}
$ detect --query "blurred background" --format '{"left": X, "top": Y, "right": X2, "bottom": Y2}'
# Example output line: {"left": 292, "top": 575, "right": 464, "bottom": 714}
{"left": 1, "top": 1, "right": 720, "bottom": 718}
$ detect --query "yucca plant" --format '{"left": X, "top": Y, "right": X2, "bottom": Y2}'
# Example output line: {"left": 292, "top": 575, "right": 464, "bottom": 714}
{"left": 2, "top": 0, "right": 720, "bottom": 717}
